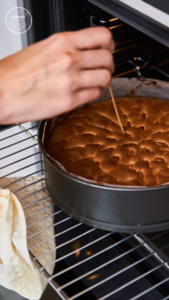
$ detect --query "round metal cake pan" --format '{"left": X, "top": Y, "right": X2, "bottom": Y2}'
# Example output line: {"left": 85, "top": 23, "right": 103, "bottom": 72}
{"left": 38, "top": 78, "right": 169, "bottom": 233}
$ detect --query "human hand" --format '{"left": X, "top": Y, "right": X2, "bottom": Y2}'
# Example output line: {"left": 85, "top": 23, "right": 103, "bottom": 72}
{"left": 0, "top": 27, "right": 115, "bottom": 124}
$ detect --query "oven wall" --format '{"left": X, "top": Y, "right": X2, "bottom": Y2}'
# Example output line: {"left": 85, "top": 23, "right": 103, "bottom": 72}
{"left": 0, "top": 0, "right": 23, "bottom": 59}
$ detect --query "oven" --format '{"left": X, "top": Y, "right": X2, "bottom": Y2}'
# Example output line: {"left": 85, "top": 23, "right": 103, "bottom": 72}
{"left": 1, "top": 0, "right": 169, "bottom": 299}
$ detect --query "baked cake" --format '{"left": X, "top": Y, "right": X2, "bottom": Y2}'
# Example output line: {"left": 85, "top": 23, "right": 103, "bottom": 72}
{"left": 46, "top": 97, "right": 169, "bottom": 187}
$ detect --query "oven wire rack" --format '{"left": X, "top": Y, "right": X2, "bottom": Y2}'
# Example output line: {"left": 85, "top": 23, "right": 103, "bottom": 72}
{"left": 1, "top": 114, "right": 169, "bottom": 300}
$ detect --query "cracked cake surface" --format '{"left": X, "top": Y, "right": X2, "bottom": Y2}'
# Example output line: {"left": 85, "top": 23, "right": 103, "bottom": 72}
{"left": 46, "top": 97, "right": 169, "bottom": 187}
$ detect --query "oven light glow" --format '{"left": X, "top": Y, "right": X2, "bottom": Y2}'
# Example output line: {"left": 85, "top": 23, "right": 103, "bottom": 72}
{"left": 86, "top": 250, "right": 93, "bottom": 256}
{"left": 75, "top": 250, "right": 81, "bottom": 258}
{"left": 86, "top": 274, "right": 100, "bottom": 281}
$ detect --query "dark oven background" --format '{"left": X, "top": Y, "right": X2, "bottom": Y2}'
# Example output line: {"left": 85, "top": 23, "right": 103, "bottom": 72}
{"left": 23, "top": 0, "right": 169, "bottom": 81}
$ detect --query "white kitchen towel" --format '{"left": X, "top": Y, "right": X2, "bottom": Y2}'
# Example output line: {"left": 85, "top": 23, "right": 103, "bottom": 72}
{"left": 0, "top": 177, "right": 56, "bottom": 300}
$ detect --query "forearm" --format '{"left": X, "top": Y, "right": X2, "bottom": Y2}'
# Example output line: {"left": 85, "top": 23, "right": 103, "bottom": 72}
{"left": 0, "top": 46, "right": 40, "bottom": 124}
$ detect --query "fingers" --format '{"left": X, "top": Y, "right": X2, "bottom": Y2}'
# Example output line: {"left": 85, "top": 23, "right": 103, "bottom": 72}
{"left": 79, "top": 49, "right": 114, "bottom": 74}
{"left": 72, "top": 87, "right": 103, "bottom": 108}
{"left": 46, "top": 28, "right": 115, "bottom": 78}
{"left": 37, "top": 68, "right": 111, "bottom": 93}
{"left": 76, "top": 69, "right": 112, "bottom": 90}
{"left": 72, "top": 27, "right": 115, "bottom": 52}
{"left": 49, "top": 49, "right": 114, "bottom": 77}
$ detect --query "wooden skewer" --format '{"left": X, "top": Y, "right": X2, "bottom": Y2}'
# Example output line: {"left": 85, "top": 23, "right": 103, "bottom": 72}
{"left": 109, "top": 86, "right": 125, "bottom": 134}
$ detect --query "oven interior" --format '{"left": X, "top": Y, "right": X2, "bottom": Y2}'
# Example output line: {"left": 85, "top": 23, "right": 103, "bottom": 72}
{"left": 1, "top": 0, "right": 169, "bottom": 299}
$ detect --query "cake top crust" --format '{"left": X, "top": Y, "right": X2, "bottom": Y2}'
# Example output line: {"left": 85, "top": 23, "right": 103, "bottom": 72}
{"left": 46, "top": 97, "right": 169, "bottom": 187}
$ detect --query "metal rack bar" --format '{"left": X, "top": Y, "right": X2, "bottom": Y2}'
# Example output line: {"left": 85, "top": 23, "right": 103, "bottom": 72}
{"left": 26, "top": 210, "right": 60, "bottom": 228}
{"left": 33, "top": 228, "right": 96, "bottom": 259}
{"left": 19, "top": 124, "right": 38, "bottom": 143}
{"left": 1, "top": 152, "right": 41, "bottom": 170}
{"left": 29, "top": 223, "right": 83, "bottom": 250}
{"left": 131, "top": 279, "right": 169, "bottom": 300}
{"left": 43, "top": 272, "right": 69, "bottom": 300}
{"left": 22, "top": 195, "right": 50, "bottom": 209}
{"left": 19, "top": 187, "right": 46, "bottom": 202}
{"left": 1, "top": 143, "right": 38, "bottom": 160}
{"left": 114, "top": 44, "right": 135, "bottom": 54}
{"left": 161, "top": 296, "right": 169, "bottom": 300}
{"left": 14, "top": 177, "right": 44, "bottom": 193}
{"left": 0, "top": 160, "right": 42, "bottom": 178}
{"left": 134, "top": 234, "right": 169, "bottom": 269}
{"left": 136, "top": 57, "right": 169, "bottom": 79}
{"left": 28, "top": 216, "right": 71, "bottom": 240}
{"left": 1, "top": 124, "right": 38, "bottom": 141}
{"left": 1, "top": 133, "right": 38, "bottom": 150}
{"left": 26, "top": 204, "right": 56, "bottom": 219}
{"left": 98, "top": 265, "right": 169, "bottom": 300}
{"left": 1, "top": 169, "right": 44, "bottom": 188}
